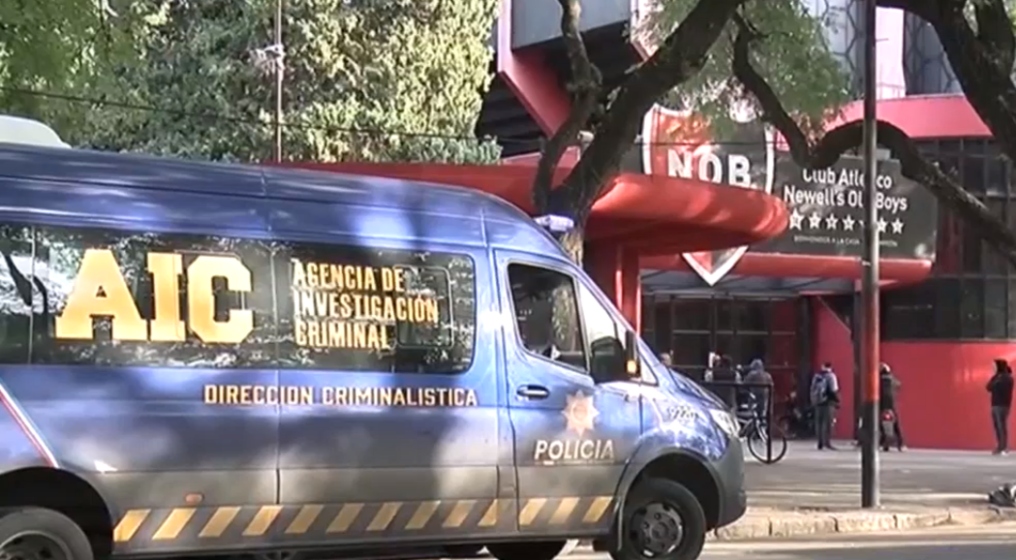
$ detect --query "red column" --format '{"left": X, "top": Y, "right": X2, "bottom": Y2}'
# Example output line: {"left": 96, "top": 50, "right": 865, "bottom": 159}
{"left": 585, "top": 243, "right": 642, "bottom": 333}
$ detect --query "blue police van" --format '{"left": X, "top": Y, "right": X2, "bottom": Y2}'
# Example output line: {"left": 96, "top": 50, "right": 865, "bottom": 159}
{"left": 0, "top": 142, "right": 746, "bottom": 560}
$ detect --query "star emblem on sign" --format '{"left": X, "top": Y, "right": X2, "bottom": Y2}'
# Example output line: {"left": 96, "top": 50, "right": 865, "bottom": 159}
{"left": 890, "top": 218, "right": 904, "bottom": 234}
{"left": 789, "top": 210, "right": 804, "bottom": 230}
{"left": 842, "top": 215, "right": 856, "bottom": 231}
{"left": 877, "top": 217, "right": 888, "bottom": 233}
{"left": 808, "top": 213, "right": 822, "bottom": 229}
{"left": 562, "top": 391, "right": 599, "bottom": 437}
{"left": 824, "top": 214, "right": 838, "bottom": 230}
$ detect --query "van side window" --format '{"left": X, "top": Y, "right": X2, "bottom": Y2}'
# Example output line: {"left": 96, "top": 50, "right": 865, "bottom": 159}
{"left": 28, "top": 225, "right": 277, "bottom": 368}
{"left": 507, "top": 263, "right": 585, "bottom": 370}
{"left": 0, "top": 223, "right": 477, "bottom": 373}
{"left": 578, "top": 283, "right": 619, "bottom": 347}
{"left": 0, "top": 225, "right": 35, "bottom": 363}
{"left": 276, "top": 241, "right": 476, "bottom": 374}
{"left": 577, "top": 283, "right": 626, "bottom": 383}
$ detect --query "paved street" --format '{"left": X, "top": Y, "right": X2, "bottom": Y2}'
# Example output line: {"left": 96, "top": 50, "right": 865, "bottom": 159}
{"left": 553, "top": 524, "right": 1016, "bottom": 560}
{"left": 745, "top": 440, "right": 1016, "bottom": 509}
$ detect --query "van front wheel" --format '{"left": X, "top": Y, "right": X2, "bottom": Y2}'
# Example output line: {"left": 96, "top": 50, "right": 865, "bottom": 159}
{"left": 610, "top": 478, "right": 707, "bottom": 560}
{"left": 0, "top": 507, "right": 93, "bottom": 560}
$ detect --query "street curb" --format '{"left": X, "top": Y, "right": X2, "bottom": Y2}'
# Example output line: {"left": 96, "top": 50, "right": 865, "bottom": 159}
{"left": 574, "top": 506, "right": 1016, "bottom": 550}
{"left": 709, "top": 506, "right": 1016, "bottom": 541}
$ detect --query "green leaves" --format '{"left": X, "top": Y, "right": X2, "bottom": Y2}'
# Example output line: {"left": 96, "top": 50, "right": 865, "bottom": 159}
{"left": 642, "top": 0, "right": 851, "bottom": 137}
{"left": 3, "top": 0, "right": 500, "bottom": 164}
{"left": 0, "top": 0, "right": 131, "bottom": 136}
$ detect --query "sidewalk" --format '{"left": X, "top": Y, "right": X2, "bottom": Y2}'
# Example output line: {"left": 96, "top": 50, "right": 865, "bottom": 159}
{"left": 713, "top": 440, "right": 1016, "bottom": 540}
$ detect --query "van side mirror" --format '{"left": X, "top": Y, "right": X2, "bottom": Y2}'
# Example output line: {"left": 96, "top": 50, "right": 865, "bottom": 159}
{"left": 589, "top": 337, "right": 625, "bottom": 383}
{"left": 624, "top": 330, "right": 640, "bottom": 378}
{"left": 589, "top": 332, "right": 640, "bottom": 383}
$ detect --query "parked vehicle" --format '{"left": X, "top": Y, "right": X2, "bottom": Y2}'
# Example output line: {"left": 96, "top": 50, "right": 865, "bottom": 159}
{"left": 0, "top": 142, "right": 747, "bottom": 560}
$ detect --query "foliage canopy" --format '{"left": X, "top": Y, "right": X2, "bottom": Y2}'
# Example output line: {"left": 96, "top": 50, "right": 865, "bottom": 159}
{"left": 1, "top": 0, "right": 500, "bottom": 164}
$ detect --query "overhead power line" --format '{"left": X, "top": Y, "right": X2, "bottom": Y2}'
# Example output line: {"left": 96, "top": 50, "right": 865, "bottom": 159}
{"left": 1, "top": 85, "right": 789, "bottom": 149}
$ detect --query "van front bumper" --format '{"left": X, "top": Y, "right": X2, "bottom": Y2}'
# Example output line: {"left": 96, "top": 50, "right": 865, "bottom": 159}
{"left": 710, "top": 437, "right": 747, "bottom": 528}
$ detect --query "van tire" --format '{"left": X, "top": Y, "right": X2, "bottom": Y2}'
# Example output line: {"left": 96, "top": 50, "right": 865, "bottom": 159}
{"left": 610, "top": 478, "right": 707, "bottom": 560}
{"left": 487, "top": 540, "right": 565, "bottom": 560}
{"left": 0, "top": 507, "right": 93, "bottom": 560}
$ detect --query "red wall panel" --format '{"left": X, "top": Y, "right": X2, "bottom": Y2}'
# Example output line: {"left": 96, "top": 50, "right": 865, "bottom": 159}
{"left": 813, "top": 300, "right": 1016, "bottom": 450}
{"left": 811, "top": 299, "right": 857, "bottom": 440}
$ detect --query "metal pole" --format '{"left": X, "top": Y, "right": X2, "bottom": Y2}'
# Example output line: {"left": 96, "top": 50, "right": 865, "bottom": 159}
{"left": 766, "top": 385, "right": 773, "bottom": 463}
{"left": 273, "top": 0, "right": 284, "bottom": 162}
{"left": 860, "top": 0, "right": 881, "bottom": 509}
{"left": 852, "top": 290, "right": 861, "bottom": 443}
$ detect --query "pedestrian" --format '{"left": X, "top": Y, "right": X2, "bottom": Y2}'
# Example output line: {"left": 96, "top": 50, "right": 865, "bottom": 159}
{"left": 707, "top": 355, "right": 740, "bottom": 410}
{"left": 810, "top": 362, "right": 840, "bottom": 451}
{"left": 878, "top": 362, "right": 905, "bottom": 451}
{"left": 986, "top": 358, "right": 1014, "bottom": 455}
{"left": 658, "top": 352, "right": 673, "bottom": 368}
{"left": 743, "top": 358, "right": 774, "bottom": 425}
{"left": 703, "top": 352, "right": 720, "bottom": 382}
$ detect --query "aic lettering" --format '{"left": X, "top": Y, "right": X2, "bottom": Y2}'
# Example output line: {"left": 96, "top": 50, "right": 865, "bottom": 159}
{"left": 55, "top": 250, "right": 252, "bottom": 343}
{"left": 667, "top": 149, "right": 752, "bottom": 188}
{"left": 290, "top": 259, "right": 441, "bottom": 351}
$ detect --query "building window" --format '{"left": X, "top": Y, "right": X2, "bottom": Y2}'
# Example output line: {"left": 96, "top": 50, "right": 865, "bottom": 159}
{"left": 883, "top": 138, "right": 1016, "bottom": 340}
{"left": 641, "top": 294, "right": 797, "bottom": 371}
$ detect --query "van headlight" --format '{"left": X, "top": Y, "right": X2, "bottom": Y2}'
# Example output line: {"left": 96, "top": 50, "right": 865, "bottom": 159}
{"left": 709, "top": 408, "right": 740, "bottom": 437}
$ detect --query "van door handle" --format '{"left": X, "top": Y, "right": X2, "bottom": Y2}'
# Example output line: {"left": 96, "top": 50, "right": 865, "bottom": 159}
{"left": 516, "top": 385, "right": 550, "bottom": 400}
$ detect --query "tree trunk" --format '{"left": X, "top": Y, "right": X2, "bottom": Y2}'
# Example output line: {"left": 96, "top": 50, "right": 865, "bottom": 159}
{"left": 531, "top": 0, "right": 748, "bottom": 264}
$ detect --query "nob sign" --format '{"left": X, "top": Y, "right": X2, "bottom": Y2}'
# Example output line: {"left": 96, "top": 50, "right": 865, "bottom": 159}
{"left": 624, "top": 105, "right": 938, "bottom": 283}
{"left": 632, "top": 104, "right": 775, "bottom": 285}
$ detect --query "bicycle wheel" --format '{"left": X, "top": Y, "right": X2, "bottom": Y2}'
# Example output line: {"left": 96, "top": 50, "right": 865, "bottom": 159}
{"left": 747, "top": 423, "right": 788, "bottom": 464}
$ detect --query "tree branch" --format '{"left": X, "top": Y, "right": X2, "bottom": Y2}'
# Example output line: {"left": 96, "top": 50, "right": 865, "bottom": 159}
{"left": 972, "top": 0, "right": 1015, "bottom": 75}
{"left": 731, "top": 14, "right": 1016, "bottom": 266}
{"left": 532, "top": 0, "right": 602, "bottom": 213}
{"left": 930, "top": 6, "right": 1016, "bottom": 166}
{"left": 553, "top": 0, "right": 750, "bottom": 220}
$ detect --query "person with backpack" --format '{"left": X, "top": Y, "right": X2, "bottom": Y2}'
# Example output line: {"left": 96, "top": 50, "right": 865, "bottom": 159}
{"left": 810, "top": 362, "right": 840, "bottom": 450}
{"left": 879, "top": 362, "right": 905, "bottom": 451}
{"left": 987, "top": 358, "right": 1014, "bottom": 455}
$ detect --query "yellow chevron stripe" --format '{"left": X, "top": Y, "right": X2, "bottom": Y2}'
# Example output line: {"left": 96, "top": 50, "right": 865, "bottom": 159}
{"left": 285, "top": 504, "right": 323, "bottom": 535}
{"left": 549, "top": 497, "right": 579, "bottom": 525}
{"left": 199, "top": 507, "right": 240, "bottom": 538}
{"left": 519, "top": 498, "right": 547, "bottom": 526}
{"left": 112, "top": 495, "right": 608, "bottom": 544}
{"left": 113, "top": 510, "right": 150, "bottom": 543}
{"left": 442, "top": 500, "right": 474, "bottom": 528}
{"left": 406, "top": 501, "right": 441, "bottom": 530}
{"left": 583, "top": 496, "right": 612, "bottom": 524}
{"left": 243, "top": 505, "right": 282, "bottom": 536}
{"left": 152, "top": 508, "right": 195, "bottom": 540}
{"left": 478, "top": 499, "right": 500, "bottom": 528}
{"left": 366, "top": 502, "right": 402, "bottom": 532}
{"left": 327, "top": 503, "right": 364, "bottom": 533}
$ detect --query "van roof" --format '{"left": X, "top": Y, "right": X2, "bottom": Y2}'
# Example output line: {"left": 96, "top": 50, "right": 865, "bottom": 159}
{"left": 0, "top": 143, "right": 563, "bottom": 254}
{"left": 0, "top": 116, "right": 70, "bottom": 148}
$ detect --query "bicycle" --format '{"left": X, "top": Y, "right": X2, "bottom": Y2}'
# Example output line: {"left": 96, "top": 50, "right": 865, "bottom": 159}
{"left": 735, "top": 394, "right": 789, "bottom": 464}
